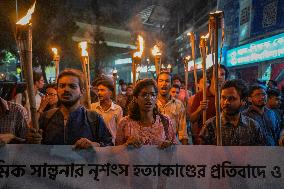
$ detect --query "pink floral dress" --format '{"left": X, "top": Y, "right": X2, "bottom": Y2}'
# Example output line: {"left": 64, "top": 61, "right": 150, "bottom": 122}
{"left": 115, "top": 115, "right": 177, "bottom": 145}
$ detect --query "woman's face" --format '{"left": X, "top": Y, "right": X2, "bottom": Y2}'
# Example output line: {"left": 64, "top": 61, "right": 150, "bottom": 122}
{"left": 136, "top": 85, "right": 157, "bottom": 112}
{"left": 46, "top": 87, "right": 58, "bottom": 106}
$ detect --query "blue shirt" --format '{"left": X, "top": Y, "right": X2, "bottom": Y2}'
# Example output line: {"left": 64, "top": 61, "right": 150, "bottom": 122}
{"left": 243, "top": 107, "right": 281, "bottom": 146}
{"left": 39, "top": 106, "right": 113, "bottom": 146}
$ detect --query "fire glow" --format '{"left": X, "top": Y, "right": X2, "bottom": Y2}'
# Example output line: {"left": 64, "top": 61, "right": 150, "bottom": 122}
{"left": 79, "top": 41, "right": 88, "bottom": 57}
{"left": 16, "top": 2, "right": 36, "bottom": 25}
{"left": 133, "top": 35, "right": 144, "bottom": 58}
{"left": 151, "top": 45, "right": 162, "bottom": 56}
{"left": 51, "top": 48, "right": 58, "bottom": 56}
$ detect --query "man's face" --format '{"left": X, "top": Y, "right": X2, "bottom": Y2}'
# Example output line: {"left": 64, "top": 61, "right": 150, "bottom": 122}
{"left": 173, "top": 79, "right": 181, "bottom": 87}
{"left": 218, "top": 68, "right": 226, "bottom": 86}
{"left": 35, "top": 76, "right": 45, "bottom": 89}
{"left": 267, "top": 95, "right": 281, "bottom": 109}
{"left": 169, "top": 87, "right": 180, "bottom": 99}
{"left": 249, "top": 88, "right": 267, "bottom": 108}
{"left": 97, "top": 84, "right": 112, "bottom": 101}
{"left": 221, "top": 87, "right": 242, "bottom": 116}
{"left": 121, "top": 84, "right": 127, "bottom": 92}
{"left": 126, "top": 87, "right": 133, "bottom": 96}
{"left": 157, "top": 73, "right": 171, "bottom": 96}
{"left": 57, "top": 76, "right": 82, "bottom": 107}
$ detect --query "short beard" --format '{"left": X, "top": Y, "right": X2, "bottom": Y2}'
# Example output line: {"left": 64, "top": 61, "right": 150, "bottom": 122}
{"left": 60, "top": 97, "right": 80, "bottom": 108}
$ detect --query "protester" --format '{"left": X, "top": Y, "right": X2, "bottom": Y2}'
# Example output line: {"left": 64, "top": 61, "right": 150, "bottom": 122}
{"left": 122, "top": 83, "right": 134, "bottom": 116}
{"left": 243, "top": 85, "right": 281, "bottom": 146}
{"left": 200, "top": 80, "right": 265, "bottom": 145}
{"left": 172, "top": 74, "right": 189, "bottom": 104}
{"left": 27, "top": 69, "right": 113, "bottom": 148}
{"left": 189, "top": 64, "right": 228, "bottom": 144}
{"left": 37, "top": 84, "right": 59, "bottom": 114}
{"left": 169, "top": 84, "right": 180, "bottom": 99}
{"left": 91, "top": 78, "right": 123, "bottom": 144}
{"left": 0, "top": 97, "right": 28, "bottom": 144}
{"left": 33, "top": 71, "right": 45, "bottom": 110}
{"left": 116, "top": 81, "right": 128, "bottom": 114}
{"left": 116, "top": 78, "right": 177, "bottom": 148}
{"left": 156, "top": 72, "right": 189, "bottom": 144}
{"left": 266, "top": 89, "right": 283, "bottom": 130}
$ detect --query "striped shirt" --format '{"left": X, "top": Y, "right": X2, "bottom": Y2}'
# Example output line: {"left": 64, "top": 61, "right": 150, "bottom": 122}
{"left": 0, "top": 97, "right": 28, "bottom": 140}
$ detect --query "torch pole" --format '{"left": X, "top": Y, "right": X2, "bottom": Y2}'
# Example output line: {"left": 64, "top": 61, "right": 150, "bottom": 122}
{"left": 16, "top": 24, "right": 39, "bottom": 130}
{"left": 132, "top": 58, "right": 136, "bottom": 86}
{"left": 210, "top": 12, "right": 223, "bottom": 146}
{"left": 200, "top": 38, "right": 207, "bottom": 129}
{"left": 184, "top": 59, "right": 189, "bottom": 92}
{"left": 82, "top": 56, "right": 91, "bottom": 109}
{"left": 189, "top": 33, "right": 198, "bottom": 93}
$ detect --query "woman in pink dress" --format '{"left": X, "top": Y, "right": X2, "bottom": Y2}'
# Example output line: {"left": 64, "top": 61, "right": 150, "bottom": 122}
{"left": 115, "top": 79, "right": 177, "bottom": 148}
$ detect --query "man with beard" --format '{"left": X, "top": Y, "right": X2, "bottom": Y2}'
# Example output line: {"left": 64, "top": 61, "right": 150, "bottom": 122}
{"left": 91, "top": 79, "right": 123, "bottom": 144}
{"left": 27, "top": 69, "right": 113, "bottom": 148}
{"left": 156, "top": 72, "right": 188, "bottom": 145}
{"left": 200, "top": 80, "right": 265, "bottom": 145}
{"left": 243, "top": 85, "right": 281, "bottom": 146}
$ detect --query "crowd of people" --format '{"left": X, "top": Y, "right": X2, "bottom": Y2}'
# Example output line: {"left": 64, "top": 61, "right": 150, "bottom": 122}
{"left": 1, "top": 64, "right": 284, "bottom": 149}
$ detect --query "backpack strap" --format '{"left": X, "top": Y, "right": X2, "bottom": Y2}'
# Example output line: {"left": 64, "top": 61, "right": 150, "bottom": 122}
{"left": 159, "top": 113, "right": 170, "bottom": 141}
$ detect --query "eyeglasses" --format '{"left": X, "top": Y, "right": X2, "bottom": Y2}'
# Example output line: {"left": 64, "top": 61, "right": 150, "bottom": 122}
{"left": 139, "top": 93, "right": 157, "bottom": 100}
{"left": 46, "top": 93, "right": 57, "bottom": 97}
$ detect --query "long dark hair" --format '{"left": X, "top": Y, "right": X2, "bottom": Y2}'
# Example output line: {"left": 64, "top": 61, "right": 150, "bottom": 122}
{"left": 128, "top": 79, "right": 159, "bottom": 121}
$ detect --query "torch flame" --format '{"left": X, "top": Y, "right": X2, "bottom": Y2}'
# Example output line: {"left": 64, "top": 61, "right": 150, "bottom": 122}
{"left": 16, "top": 1, "right": 36, "bottom": 25}
{"left": 51, "top": 48, "right": 58, "bottom": 56}
{"left": 201, "top": 33, "right": 209, "bottom": 39}
{"left": 151, "top": 45, "right": 161, "bottom": 56}
{"left": 133, "top": 35, "right": 144, "bottom": 58}
{"left": 79, "top": 41, "right": 88, "bottom": 57}
{"left": 185, "top": 55, "right": 191, "bottom": 61}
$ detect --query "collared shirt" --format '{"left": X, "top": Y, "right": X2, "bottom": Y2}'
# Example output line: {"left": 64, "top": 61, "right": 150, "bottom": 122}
{"left": 116, "top": 115, "right": 177, "bottom": 145}
{"left": 157, "top": 97, "right": 188, "bottom": 141}
{"left": 91, "top": 101, "right": 123, "bottom": 143}
{"left": 39, "top": 106, "right": 113, "bottom": 146}
{"left": 200, "top": 113, "right": 265, "bottom": 146}
{"left": 189, "top": 87, "right": 216, "bottom": 144}
{"left": 0, "top": 97, "right": 28, "bottom": 141}
{"left": 243, "top": 106, "right": 281, "bottom": 146}
{"left": 35, "top": 90, "right": 43, "bottom": 110}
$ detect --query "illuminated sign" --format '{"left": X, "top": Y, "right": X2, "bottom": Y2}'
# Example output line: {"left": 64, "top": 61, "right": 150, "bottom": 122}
{"left": 115, "top": 58, "right": 132, "bottom": 65}
{"left": 227, "top": 32, "right": 284, "bottom": 67}
{"left": 187, "top": 54, "right": 214, "bottom": 71}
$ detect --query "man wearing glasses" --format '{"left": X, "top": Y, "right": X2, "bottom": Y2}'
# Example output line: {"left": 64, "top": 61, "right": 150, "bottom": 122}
{"left": 243, "top": 85, "right": 281, "bottom": 146}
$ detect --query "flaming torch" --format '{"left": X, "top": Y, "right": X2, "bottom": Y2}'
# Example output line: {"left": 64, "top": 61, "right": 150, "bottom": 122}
{"left": 132, "top": 35, "right": 144, "bottom": 85}
{"left": 209, "top": 11, "right": 224, "bottom": 146}
{"left": 16, "top": 1, "right": 39, "bottom": 130}
{"left": 79, "top": 41, "right": 91, "bottom": 109}
{"left": 51, "top": 48, "right": 60, "bottom": 81}
{"left": 187, "top": 32, "right": 198, "bottom": 93}
{"left": 199, "top": 33, "right": 209, "bottom": 134}
{"left": 151, "top": 45, "right": 162, "bottom": 76}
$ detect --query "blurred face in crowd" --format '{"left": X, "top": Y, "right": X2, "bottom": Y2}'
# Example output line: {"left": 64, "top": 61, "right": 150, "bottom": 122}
{"left": 221, "top": 87, "right": 243, "bottom": 116}
{"left": 137, "top": 85, "right": 157, "bottom": 112}
{"left": 157, "top": 73, "right": 171, "bottom": 97}
{"left": 46, "top": 87, "right": 58, "bottom": 106}
{"left": 211, "top": 68, "right": 226, "bottom": 87}
{"left": 249, "top": 88, "right": 267, "bottom": 108}
{"left": 126, "top": 87, "right": 133, "bottom": 96}
{"left": 35, "top": 76, "right": 45, "bottom": 90}
{"left": 121, "top": 84, "right": 127, "bottom": 92}
{"left": 97, "top": 84, "right": 112, "bottom": 102}
{"left": 267, "top": 95, "right": 281, "bottom": 109}
{"left": 57, "top": 75, "right": 82, "bottom": 107}
{"left": 173, "top": 79, "right": 181, "bottom": 87}
{"left": 170, "top": 87, "right": 180, "bottom": 99}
